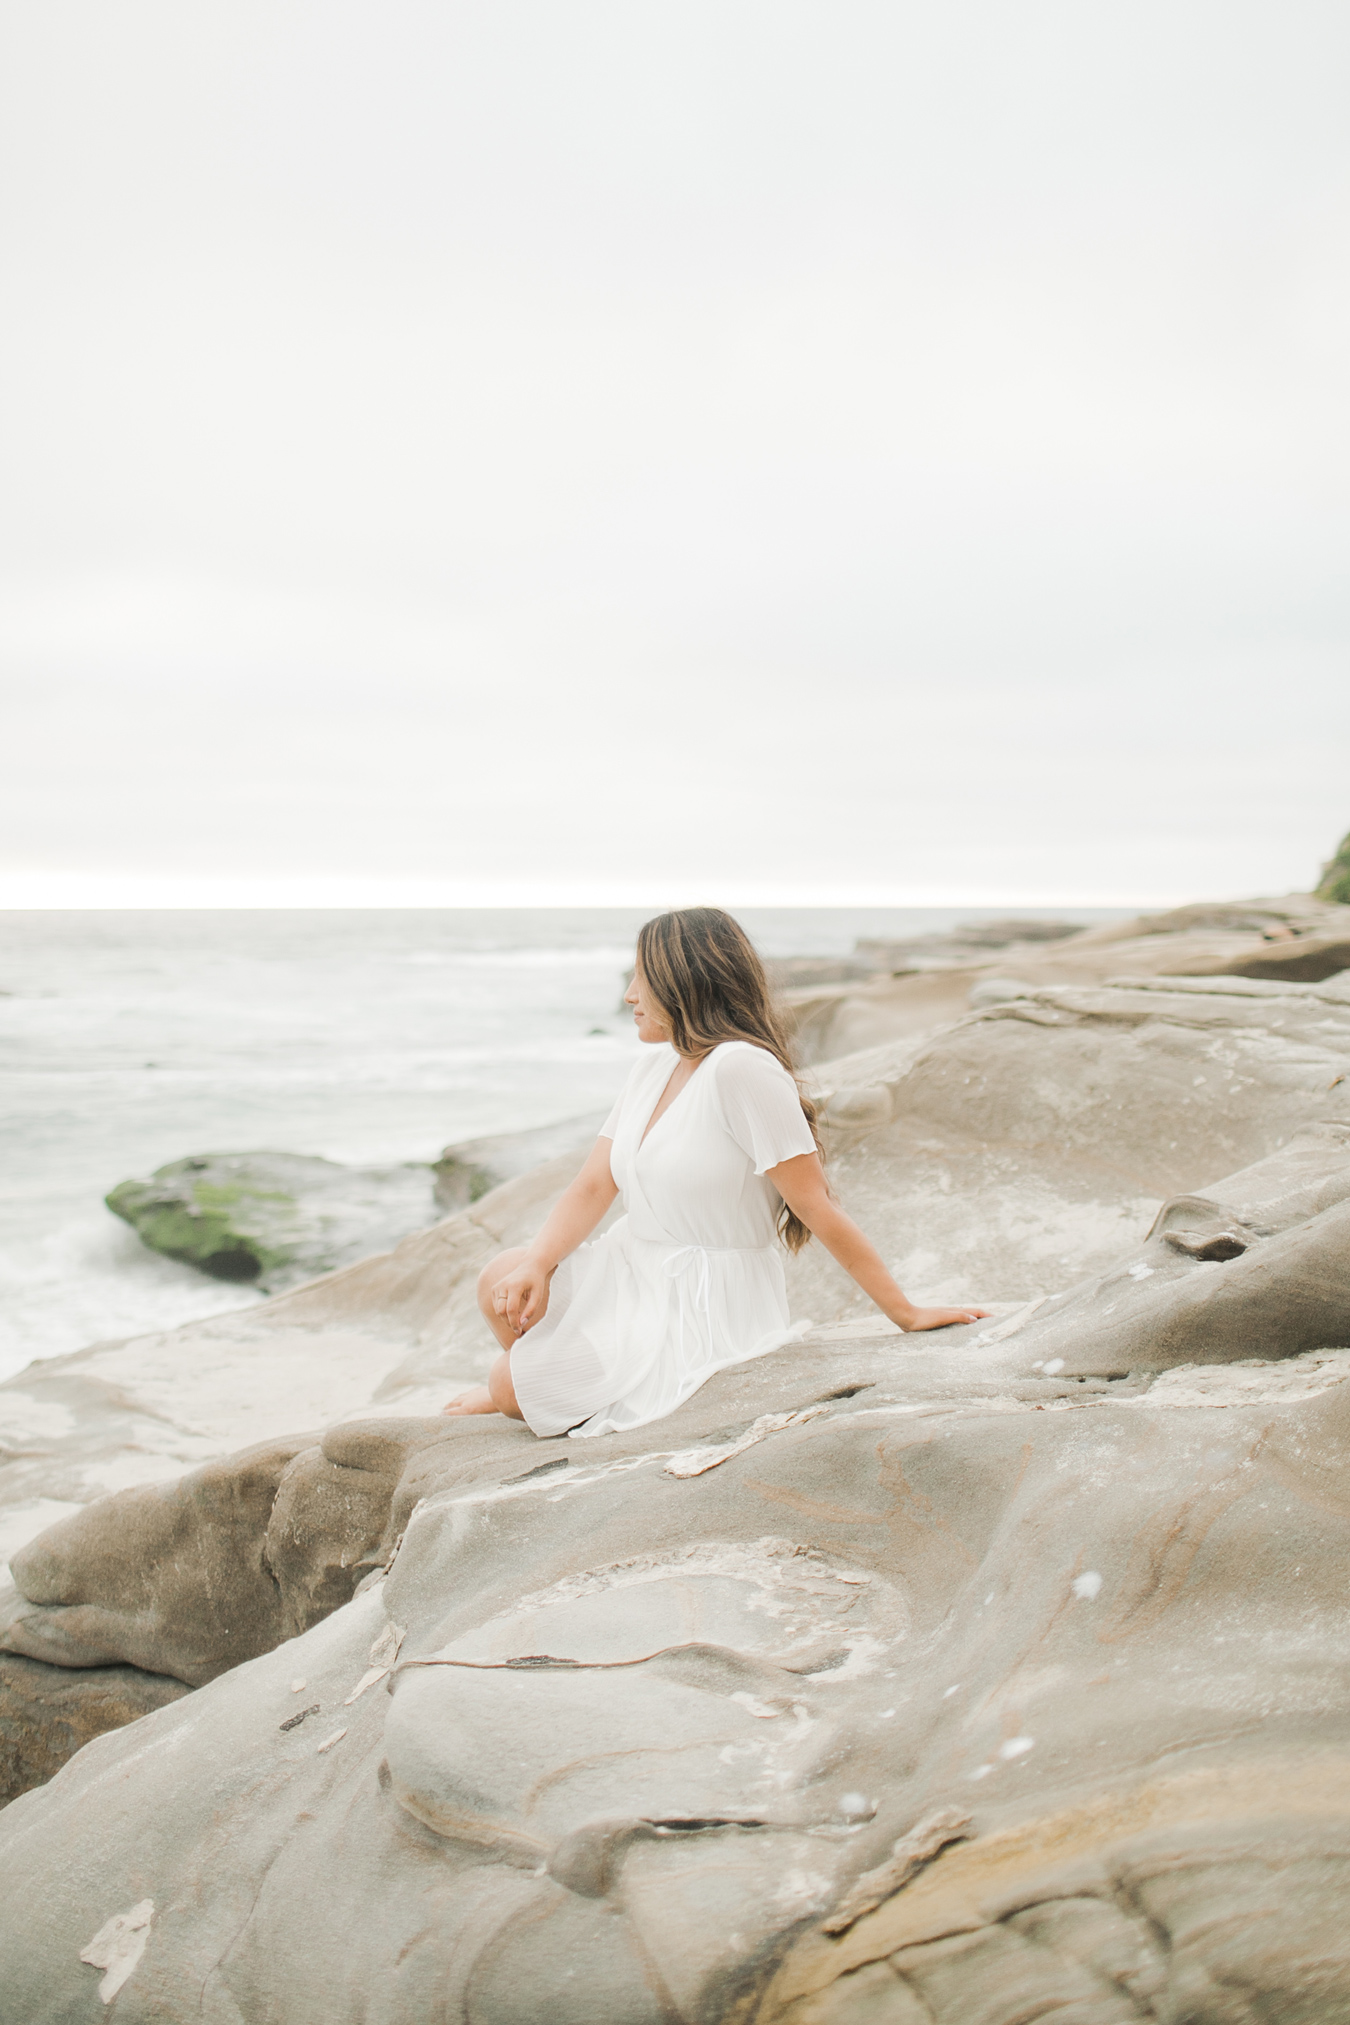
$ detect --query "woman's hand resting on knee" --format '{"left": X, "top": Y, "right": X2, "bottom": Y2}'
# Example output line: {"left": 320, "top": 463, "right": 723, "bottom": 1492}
{"left": 489, "top": 1255, "right": 553, "bottom": 1337}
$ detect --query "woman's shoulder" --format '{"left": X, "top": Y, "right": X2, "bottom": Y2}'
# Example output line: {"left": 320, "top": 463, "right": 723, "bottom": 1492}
{"left": 708, "top": 1040, "right": 797, "bottom": 1087}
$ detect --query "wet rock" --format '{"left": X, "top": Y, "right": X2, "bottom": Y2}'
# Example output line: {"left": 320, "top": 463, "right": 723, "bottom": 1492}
{"left": 106, "top": 1150, "right": 441, "bottom": 1289}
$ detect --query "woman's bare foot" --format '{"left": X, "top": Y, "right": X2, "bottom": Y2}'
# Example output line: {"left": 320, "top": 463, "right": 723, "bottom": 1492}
{"left": 442, "top": 1386, "right": 500, "bottom": 1416}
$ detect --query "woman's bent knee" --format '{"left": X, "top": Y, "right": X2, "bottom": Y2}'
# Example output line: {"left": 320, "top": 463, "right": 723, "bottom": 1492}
{"left": 477, "top": 1248, "right": 527, "bottom": 1315}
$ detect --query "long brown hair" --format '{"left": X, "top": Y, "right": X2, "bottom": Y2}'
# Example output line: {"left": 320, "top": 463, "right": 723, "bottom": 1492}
{"left": 635, "top": 906, "right": 823, "bottom": 1252}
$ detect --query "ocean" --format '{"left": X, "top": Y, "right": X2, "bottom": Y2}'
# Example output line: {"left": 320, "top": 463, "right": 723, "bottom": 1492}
{"left": 0, "top": 906, "right": 1128, "bottom": 1381}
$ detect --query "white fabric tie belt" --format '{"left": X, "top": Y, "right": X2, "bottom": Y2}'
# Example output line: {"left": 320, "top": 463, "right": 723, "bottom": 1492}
{"left": 662, "top": 1243, "right": 775, "bottom": 1359}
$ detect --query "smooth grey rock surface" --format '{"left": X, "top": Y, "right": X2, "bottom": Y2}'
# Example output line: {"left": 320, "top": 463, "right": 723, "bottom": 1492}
{"left": 5, "top": 1327, "right": 1350, "bottom": 2020}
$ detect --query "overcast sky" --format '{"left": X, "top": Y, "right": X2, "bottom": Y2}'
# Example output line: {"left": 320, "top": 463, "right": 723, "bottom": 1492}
{"left": 2, "top": 1, "right": 1347, "bottom": 906}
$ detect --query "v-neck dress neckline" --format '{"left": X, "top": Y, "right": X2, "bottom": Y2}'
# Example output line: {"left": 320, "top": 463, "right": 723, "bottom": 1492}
{"left": 507, "top": 1040, "right": 819, "bottom": 1440}
{"left": 638, "top": 1050, "right": 708, "bottom": 1151}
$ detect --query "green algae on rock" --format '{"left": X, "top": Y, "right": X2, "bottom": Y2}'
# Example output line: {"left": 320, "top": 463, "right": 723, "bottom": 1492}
{"left": 106, "top": 1151, "right": 440, "bottom": 1289}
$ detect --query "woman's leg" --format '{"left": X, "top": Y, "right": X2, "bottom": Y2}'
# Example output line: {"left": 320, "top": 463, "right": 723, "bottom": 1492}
{"left": 486, "top": 1350, "right": 523, "bottom": 1418}
{"left": 443, "top": 1249, "right": 531, "bottom": 1416}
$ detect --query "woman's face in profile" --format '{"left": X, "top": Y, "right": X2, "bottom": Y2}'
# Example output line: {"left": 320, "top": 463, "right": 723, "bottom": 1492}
{"left": 625, "top": 963, "right": 674, "bottom": 1046}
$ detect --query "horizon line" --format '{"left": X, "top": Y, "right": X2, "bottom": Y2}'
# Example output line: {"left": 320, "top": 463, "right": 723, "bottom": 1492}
{"left": 0, "top": 872, "right": 1245, "bottom": 913}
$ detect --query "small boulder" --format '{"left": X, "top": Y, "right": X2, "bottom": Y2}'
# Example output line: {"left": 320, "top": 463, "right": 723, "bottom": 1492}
{"left": 105, "top": 1150, "right": 441, "bottom": 1290}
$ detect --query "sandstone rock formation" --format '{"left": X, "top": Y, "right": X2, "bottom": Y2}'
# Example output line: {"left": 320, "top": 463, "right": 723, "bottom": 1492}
{"left": 106, "top": 1149, "right": 442, "bottom": 1289}
{"left": 785, "top": 894, "right": 1350, "bottom": 1062}
{"left": 3, "top": 941, "right": 1350, "bottom": 2020}
{"left": 5, "top": 1327, "right": 1350, "bottom": 2018}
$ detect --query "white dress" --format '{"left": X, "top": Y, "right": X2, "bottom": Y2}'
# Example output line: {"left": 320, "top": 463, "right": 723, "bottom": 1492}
{"left": 509, "top": 1041, "right": 818, "bottom": 1439}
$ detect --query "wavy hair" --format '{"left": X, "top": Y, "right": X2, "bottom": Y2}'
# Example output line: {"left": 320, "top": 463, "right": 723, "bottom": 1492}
{"left": 635, "top": 906, "right": 823, "bottom": 1252}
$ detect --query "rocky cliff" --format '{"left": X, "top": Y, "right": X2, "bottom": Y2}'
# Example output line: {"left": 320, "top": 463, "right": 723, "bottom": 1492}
{"left": 2, "top": 936, "right": 1350, "bottom": 2021}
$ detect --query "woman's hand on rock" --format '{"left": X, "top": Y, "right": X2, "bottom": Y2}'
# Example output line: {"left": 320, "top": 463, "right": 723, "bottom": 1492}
{"left": 897, "top": 1303, "right": 989, "bottom": 1332}
{"left": 490, "top": 1257, "right": 553, "bottom": 1336}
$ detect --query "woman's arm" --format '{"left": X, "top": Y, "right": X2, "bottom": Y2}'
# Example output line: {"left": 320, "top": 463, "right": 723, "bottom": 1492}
{"left": 767, "top": 1152, "right": 988, "bottom": 1331}
{"left": 490, "top": 1136, "right": 619, "bottom": 1335}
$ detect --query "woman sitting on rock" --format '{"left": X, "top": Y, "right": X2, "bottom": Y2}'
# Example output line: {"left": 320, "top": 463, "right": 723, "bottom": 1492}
{"left": 445, "top": 906, "right": 986, "bottom": 1436}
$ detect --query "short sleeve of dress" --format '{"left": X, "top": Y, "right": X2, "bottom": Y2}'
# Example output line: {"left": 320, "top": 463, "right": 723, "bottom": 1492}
{"left": 714, "top": 1044, "right": 817, "bottom": 1175}
{"left": 598, "top": 1090, "right": 624, "bottom": 1139}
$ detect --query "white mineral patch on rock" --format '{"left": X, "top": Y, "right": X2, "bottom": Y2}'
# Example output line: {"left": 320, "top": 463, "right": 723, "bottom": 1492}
{"left": 1137, "top": 1349, "right": 1350, "bottom": 1409}
{"left": 663, "top": 1404, "right": 832, "bottom": 1477}
{"left": 343, "top": 1667, "right": 388, "bottom": 1704}
{"left": 79, "top": 1898, "right": 153, "bottom": 2003}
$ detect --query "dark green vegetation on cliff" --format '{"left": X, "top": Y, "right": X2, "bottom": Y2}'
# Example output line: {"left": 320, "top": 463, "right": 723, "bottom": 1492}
{"left": 1318, "top": 828, "right": 1350, "bottom": 906}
